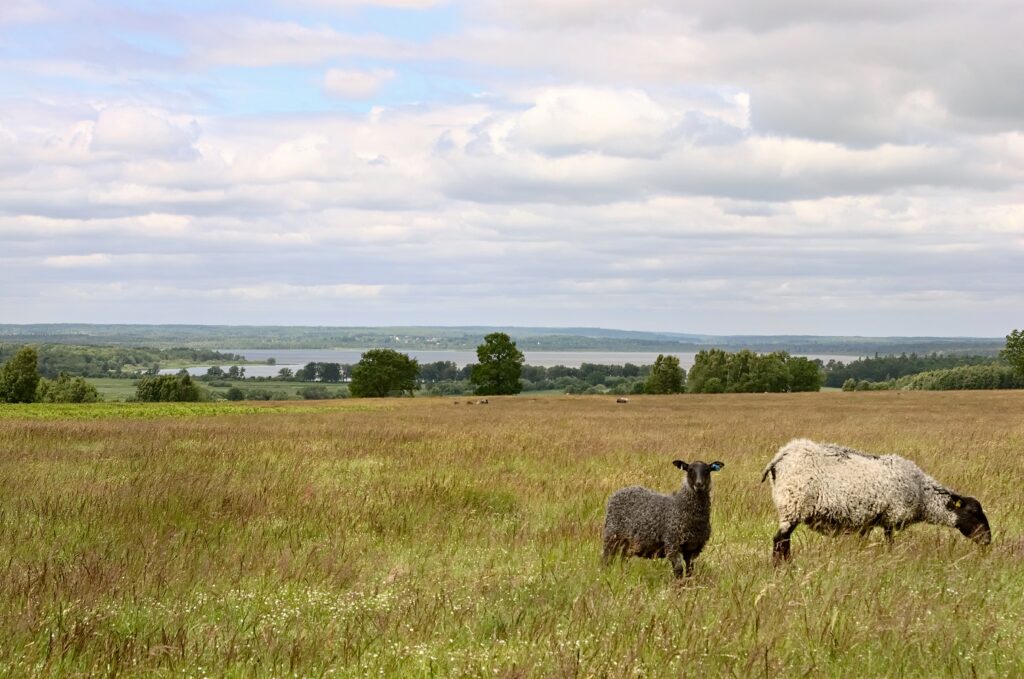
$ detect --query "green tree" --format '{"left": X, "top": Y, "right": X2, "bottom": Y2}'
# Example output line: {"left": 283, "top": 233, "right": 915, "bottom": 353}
{"left": 35, "top": 372, "right": 100, "bottom": 403}
{"left": 1003, "top": 329, "right": 1024, "bottom": 377}
{"left": 276, "top": 367, "right": 294, "bottom": 380}
{"left": 295, "top": 362, "right": 317, "bottom": 381}
{"left": 319, "top": 363, "right": 342, "bottom": 382}
{"left": 470, "top": 333, "right": 525, "bottom": 395}
{"left": 349, "top": 349, "right": 419, "bottom": 397}
{"left": 786, "top": 356, "right": 823, "bottom": 392}
{"left": 1, "top": 346, "right": 41, "bottom": 403}
{"left": 225, "top": 387, "right": 245, "bottom": 401}
{"left": 687, "top": 349, "right": 729, "bottom": 393}
{"left": 645, "top": 354, "right": 686, "bottom": 394}
{"left": 135, "top": 373, "right": 202, "bottom": 402}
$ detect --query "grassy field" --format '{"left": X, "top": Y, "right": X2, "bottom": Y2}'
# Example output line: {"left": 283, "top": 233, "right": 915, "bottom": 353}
{"left": 0, "top": 392, "right": 1022, "bottom": 677}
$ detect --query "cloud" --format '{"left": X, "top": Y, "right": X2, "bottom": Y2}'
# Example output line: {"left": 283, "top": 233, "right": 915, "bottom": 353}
{"left": 505, "top": 87, "right": 685, "bottom": 158}
{"left": 90, "top": 107, "right": 198, "bottom": 159}
{"left": 1, "top": 1, "right": 1023, "bottom": 333}
{"left": 324, "top": 68, "right": 396, "bottom": 99}
{"left": 190, "top": 19, "right": 406, "bottom": 67}
{"left": 0, "top": 0, "right": 53, "bottom": 25}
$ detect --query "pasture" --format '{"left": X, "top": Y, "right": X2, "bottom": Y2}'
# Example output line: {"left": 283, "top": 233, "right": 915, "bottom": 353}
{"left": 0, "top": 392, "right": 1022, "bottom": 677}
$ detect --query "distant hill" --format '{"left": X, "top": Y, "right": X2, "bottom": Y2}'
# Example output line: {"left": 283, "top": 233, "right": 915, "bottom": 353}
{"left": 0, "top": 324, "right": 1004, "bottom": 356}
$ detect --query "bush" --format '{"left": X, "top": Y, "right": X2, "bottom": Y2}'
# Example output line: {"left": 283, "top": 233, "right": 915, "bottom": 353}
{"left": 225, "top": 387, "right": 245, "bottom": 401}
{"left": 35, "top": 372, "right": 100, "bottom": 403}
{"left": 298, "top": 386, "right": 344, "bottom": 400}
{"left": 897, "top": 364, "right": 1024, "bottom": 391}
{"left": 136, "top": 373, "right": 203, "bottom": 402}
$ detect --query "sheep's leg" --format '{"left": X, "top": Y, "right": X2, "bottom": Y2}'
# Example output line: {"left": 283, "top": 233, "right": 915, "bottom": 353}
{"left": 773, "top": 521, "right": 797, "bottom": 565}
{"left": 667, "top": 548, "right": 686, "bottom": 578}
{"left": 602, "top": 536, "right": 624, "bottom": 565}
{"left": 602, "top": 542, "right": 614, "bottom": 566}
{"left": 883, "top": 526, "right": 894, "bottom": 544}
{"left": 682, "top": 550, "right": 697, "bottom": 577}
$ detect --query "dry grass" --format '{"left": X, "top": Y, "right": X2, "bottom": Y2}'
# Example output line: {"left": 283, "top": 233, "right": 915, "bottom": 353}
{"left": 1, "top": 392, "right": 1022, "bottom": 677}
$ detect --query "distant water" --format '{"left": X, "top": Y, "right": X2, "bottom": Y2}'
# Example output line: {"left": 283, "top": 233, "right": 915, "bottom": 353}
{"left": 161, "top": 348, "right": 862, "bottom": 377}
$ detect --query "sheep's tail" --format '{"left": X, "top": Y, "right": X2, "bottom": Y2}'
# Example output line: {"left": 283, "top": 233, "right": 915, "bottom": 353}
{"left": 760, "top": 450, "right": 787, "bottom": 483}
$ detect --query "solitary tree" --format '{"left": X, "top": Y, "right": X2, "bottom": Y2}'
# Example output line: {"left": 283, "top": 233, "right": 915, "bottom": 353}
{"left": 349, "top": 349, "right": 419, "bottom": 397}
{"left": 0, "top": 346, "right": 41, "bottom": 403}
{"left": 471, "top": 332, "right": 524, "bottom": 395}
{"left": 645, "top": 354, "right": 686, "bottom": 394}
{"left": 1004, "top": 329, "right": 1024, "bottom": 377}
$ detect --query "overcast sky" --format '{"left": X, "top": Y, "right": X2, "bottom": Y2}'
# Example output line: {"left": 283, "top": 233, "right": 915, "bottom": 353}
{"left": 1, "top": 0, "right": 1021, "bottom": 335}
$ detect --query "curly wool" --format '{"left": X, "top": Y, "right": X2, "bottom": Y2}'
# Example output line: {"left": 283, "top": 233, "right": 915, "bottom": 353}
{"left": 602, "top": 479, "right": 711, "bottom": 575}
{"left": 762, "top": 438, "right": 957, "bottom": 535}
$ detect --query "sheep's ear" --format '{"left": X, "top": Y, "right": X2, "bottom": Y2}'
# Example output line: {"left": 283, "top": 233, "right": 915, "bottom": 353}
{"left": 947, "top": 495, "right": 964, "bottom": 510}
{"left": 710, "top": 461, "right": 724, "bottom": 471}
{"left": 672, "top": 460, "right": 689, "bottom": 470}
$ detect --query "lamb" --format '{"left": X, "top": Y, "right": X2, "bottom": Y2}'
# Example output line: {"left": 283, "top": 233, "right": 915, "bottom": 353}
{"left": 762, "top": 438, "right": 991, "bottom": 563}
{"left": 602, "top": 459, "right": 724, "bottom": 577}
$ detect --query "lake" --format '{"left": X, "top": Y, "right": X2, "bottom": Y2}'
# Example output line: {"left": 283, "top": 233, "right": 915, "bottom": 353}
{"left": 161, "top": 349, "right": 863, "bottom": 377}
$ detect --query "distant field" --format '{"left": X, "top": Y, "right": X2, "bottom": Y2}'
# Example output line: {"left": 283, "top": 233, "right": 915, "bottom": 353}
{"left": 89, "top": 378, "right": 347, "bottom": 402}
{"left": 1, "top": 392, "right": 1022, "bottom": 676}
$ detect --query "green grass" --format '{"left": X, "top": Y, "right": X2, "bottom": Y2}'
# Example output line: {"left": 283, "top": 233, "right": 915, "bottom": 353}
{"left": 1, "top": 392, "right": 1022, "bottom": 676}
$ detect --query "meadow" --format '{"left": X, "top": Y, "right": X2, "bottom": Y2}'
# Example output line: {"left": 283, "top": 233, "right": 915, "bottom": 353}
{"left": 0, "top": 392, "right": 1022, "bottom": 677}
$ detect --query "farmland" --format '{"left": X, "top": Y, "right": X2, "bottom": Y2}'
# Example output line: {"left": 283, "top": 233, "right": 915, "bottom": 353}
{"left": 1, "top": 392, "right": 1022, "bottom": 677}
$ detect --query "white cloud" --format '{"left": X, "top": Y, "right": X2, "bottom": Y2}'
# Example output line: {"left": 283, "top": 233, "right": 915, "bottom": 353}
{"left": 2, "top": 1, "right": 1023, "bottom": 333}
{"left": 324, "top": 68, "right": 395, "bottom": 99}
{"left": 191, "top": 19, "right": 406, "bottom": 67}
{"left": 90, "top": 107, "right": 198, "bottom": 159}
{"left": 0, "top": 0, "right": 53, "bottom": 25}
{"left": 506, "top": 87, "right": 683, "bottom": 158}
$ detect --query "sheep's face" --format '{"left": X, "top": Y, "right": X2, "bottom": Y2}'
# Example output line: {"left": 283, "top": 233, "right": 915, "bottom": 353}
{"left": 672, "top": 459, "right": 724, "bottom": 493}
{"left": 948, "top": 495, "right": 991, "bottom": 545}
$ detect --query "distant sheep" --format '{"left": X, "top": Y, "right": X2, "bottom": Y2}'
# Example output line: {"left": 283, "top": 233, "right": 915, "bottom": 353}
{"left": 603, "top": 459, "right": 724, "bottom": 577}
{"left": 616, "top": 397, "right": 629, "bottom": 404}
{"left": 762, "top": 438, "right": 991, "bottom": 563}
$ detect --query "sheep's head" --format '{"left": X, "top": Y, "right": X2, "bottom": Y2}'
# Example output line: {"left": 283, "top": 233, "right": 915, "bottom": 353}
{"left": 672, "top": 459, "right": 724, "bottom": 493}
{"left": 948, "top": 494, "right": 991, "bottom": 545}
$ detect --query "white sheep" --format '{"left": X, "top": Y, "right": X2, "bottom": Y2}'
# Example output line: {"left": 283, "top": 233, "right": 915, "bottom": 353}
{"left": 762, "top": 438, "right": 991, "bottom": 563}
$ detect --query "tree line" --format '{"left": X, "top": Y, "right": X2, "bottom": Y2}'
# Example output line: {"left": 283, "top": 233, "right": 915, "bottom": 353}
{"left": 3, "top": 330, "right": 1023, "bottom": 403}
{"left": 0, "top": 343, "right": 243, "bottom": 378}
{"left": 821, "top": 353, "right": 995, "bottom": 387}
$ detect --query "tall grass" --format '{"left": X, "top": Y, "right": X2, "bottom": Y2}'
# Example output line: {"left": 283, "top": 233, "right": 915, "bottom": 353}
{"left": 1, "top": 392, "right": 1022, "bottom": 677}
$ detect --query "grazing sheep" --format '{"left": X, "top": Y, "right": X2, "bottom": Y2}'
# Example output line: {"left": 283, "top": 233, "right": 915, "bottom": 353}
{"left": 616, "top": 397, "right": 630, "bottom": 404}
{"left": 603, "top": 459, "right": 724, "bottom": 577}
{"left": 762, "top": 438, "right": 991, "bottom": 563}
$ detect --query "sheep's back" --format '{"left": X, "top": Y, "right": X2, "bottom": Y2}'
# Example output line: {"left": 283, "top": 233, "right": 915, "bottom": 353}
{"left": 772, "top": 440, "right": 926, "bottom": 527}
{"left": 604, "top": 486, "right": 675, "bottom": 539}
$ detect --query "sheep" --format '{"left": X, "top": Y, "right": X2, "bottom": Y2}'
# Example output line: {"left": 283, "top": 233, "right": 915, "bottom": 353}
{"left": 762, "top": 438, "right": 991, "bottom": 563}
{"left": 603, "top": 459, "right": 724, "bottom": 577}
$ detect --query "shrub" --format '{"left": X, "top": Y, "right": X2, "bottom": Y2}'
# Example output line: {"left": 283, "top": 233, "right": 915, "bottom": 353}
{"left": 35, "top": 372, "right": 100, "bottom": 403}
{"left": 136, "top": 373, "right": 203, "bottom": 402}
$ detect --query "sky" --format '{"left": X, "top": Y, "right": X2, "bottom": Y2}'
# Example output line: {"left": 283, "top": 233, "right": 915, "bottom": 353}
{"left": 1, "top": 0, "right": 1022, "bottom": 336}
